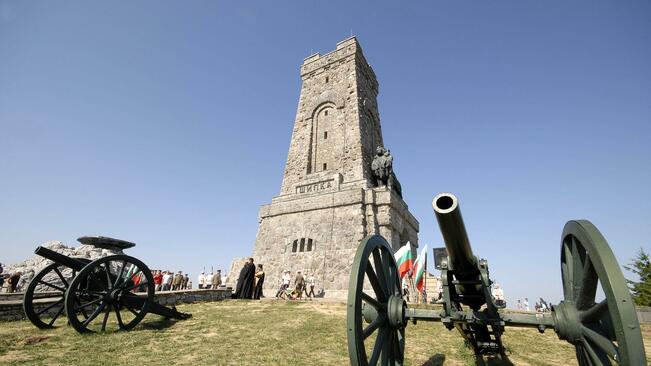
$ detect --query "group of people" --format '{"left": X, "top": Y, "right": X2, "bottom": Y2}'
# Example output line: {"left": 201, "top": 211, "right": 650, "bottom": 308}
{"left": 153, "top": 270, "right": 192, "bottom": 291}
{"left": 275, "top": 270, "right": 316, "bottom": 300}
{"left": 515, "top": 298, "right": 530, "bottom": 311}
{"left": 0, "top": 261, "right": 224, "bottom": 294}
{"left": 232, "top": 258, "right": 265, "bottom": 299}
{"left": 197, "top": 270, "right": 222, "bottom": 289}
{"left": 230, "top": 260, "right": 320, "bottom": 301}
{"left": 534, "top": 297, "right": 551, "bottom": 312}
{"left": 514, "top": 297, "right": 551, "bottom": 312}
{"left": 0, "top": 263, "right": 23, "bottom": 294}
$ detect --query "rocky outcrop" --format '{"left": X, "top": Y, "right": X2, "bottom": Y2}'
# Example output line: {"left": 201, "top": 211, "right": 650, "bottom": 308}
{"left": 223, "top": 257, "right": 248, "bottom": 288}
{"left": 3, "top": 241, "right": 123, "bottom": 292}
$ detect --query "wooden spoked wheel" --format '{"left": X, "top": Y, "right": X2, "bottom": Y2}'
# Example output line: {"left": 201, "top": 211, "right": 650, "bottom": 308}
{"left": 64, "top": 255, "right": 154, "bottom": 333}
{"left": 347, "top": 235, "right": 406, "bottom": 366}
{"left": 555, "top": 220, "right": 646, "bottom": 365}
{"left": 23, "top": 260, "right": 88, "bottom": 329}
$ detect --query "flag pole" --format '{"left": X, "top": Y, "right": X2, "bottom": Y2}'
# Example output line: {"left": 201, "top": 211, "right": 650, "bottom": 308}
{"left": 409, "top": 272, "right": 415, "bottom": 304}
{"left": 424, "top": 253, "right": 428, "bottom": 304}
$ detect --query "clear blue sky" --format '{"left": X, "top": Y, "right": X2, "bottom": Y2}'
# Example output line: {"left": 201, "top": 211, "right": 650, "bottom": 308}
{"left": 1, "top": 1, "right": 649, "bottom": 304}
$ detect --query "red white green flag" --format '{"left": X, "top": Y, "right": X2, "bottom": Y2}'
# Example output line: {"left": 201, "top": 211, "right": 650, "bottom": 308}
{"left": 414, "top": 245, "right": 428, "bottom": 292}
{"left": 394, "top": 242, "right": 414, "bottom": 279}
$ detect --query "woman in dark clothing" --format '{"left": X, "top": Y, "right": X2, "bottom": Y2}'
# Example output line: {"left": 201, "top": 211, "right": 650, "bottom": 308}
{"left": 253, "top": 264, "right": 265, "bottom": 300}
{"left": 8, "top": 272, "right": 21, "bottom": 293}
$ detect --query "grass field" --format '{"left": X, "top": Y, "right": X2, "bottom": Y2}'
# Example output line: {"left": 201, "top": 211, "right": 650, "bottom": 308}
{"left": 0, "top": 300, "right": 649, "bottom": 365}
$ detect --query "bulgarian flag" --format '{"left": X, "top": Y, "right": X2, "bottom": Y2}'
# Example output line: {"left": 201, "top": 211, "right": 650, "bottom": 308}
{"left": 413, "top": 245, "right": 428, "bottom": 292}
{"left": 394, "top": 242, "right": 414, "bottom": 279}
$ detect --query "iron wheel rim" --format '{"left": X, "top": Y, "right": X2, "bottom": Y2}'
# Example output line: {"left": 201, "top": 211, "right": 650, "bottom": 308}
{"left": 347, "top": 235, "right": 406, "bottom": 366}
{"left": 64, "top": 255, "right": 154, "bottom": 333}
{"left": 23, "top": 262, "right": 83, "bottom": 329}
{"left": 558, "top": 220, "right": 646, "bottom": 365}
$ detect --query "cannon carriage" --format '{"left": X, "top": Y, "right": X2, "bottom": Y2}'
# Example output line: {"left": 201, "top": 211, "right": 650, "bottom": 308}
{"left": 23, "top": 236, "right": 191, "bottom": 333}
{"left": 347, "top": 193, "right": 646, "bottom": 366}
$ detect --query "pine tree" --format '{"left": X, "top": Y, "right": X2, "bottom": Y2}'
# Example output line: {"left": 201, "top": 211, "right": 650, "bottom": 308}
{"left": 624, "top": 248, "right": 651, "bottom": 306}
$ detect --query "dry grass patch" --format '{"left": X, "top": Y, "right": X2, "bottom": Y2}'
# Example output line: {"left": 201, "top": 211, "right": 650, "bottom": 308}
{"left": 0, "top": 300, "right": 648, "bottom": 365}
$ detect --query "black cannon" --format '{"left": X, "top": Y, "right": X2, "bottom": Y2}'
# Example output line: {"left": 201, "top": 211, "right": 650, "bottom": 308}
{"left": 346, "top": 193, "right": 646, "bottom": 366}
{"left": 23, "top": 236, "right": 191, "bottom": 333}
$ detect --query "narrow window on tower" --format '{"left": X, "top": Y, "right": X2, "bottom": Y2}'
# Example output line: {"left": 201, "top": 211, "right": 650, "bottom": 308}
{"left": 323, "top": 163, "right": 327, "bottom": 170}
{"left": 300, "top": 238, "right": 305, "bottom": 252}
{"left": 292, "top": 240, "right": 298, "bottom": 253}
{"left": 307, "top": 239, "right": 313, "bottom": 251}
{"left": 324, "top": 131, "right": 328, "bottom": 139}
{"left": 325, "top": 76, "right": 329, "bottom": 83}
{"left": 324, "top": 110, "right": 328, "bottom": 116}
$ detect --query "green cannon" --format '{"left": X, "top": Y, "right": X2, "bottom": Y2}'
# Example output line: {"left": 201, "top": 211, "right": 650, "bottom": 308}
{"left": 23, "top": 236, "right": 191, "bottom": 333}
{"left": 346, "top": 193, "right": 646, "bottom": 366}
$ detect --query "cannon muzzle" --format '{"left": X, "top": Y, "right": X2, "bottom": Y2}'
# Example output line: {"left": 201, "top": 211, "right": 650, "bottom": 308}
{"left": 432, "top": 193, "right": 478, "bottom": 279}
{"left": 34, "top": 246, "right": 87, "bottom": 272}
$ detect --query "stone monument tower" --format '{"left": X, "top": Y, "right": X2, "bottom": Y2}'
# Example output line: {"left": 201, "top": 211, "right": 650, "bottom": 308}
{"left": 252, "top": 37, "right": 419, "bottom": 298}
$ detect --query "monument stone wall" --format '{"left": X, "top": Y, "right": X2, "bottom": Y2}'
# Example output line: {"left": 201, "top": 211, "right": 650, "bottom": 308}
{"left": 252, "top": 37, "right": 419, "bottom": 299}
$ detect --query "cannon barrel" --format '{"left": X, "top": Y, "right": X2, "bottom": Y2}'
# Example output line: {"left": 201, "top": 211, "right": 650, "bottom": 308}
{"left": 432, "top": 193, "right": 478, "bottom": 279}
{"left": 34, "top": 246, "right": 87, "bottom": 272}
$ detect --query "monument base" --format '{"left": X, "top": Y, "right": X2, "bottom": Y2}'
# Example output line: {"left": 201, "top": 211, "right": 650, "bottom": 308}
{"left": 251, "top": 185, "right": 418, "bottom": 299}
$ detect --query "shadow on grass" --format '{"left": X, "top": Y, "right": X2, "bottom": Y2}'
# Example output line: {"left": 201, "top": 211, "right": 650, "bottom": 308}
{"left": 474, "top": 354, "right": 514, "bottom": 366}
{"left": 136, "top": 318, "right": 180, "bottom": 331}
{"left": 420, "top": 353, "right": 514, "bottom": 366}
{"left": 421, "top": 353, "right": 445, "bottom": 366}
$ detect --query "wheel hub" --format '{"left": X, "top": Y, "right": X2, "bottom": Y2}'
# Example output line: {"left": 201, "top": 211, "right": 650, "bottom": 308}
{"left": 552, "top": 301, "right": 582, "bottom": 343}
{"left": 106, "top": 288, "right": 124, "bottom": 304}
{"left": 387, "top": 295, "right": 407, "bottom": 329}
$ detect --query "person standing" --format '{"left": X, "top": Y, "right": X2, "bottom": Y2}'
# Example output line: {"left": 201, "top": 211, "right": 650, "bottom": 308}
{"left": 212, "top": 270, "right": 221, "bottom": 288}
{"left": 435, "top": 278, "right": 443, "bottom": 302}
{"left": 0, "top": 263, "right": 4, "bottom": 291}
{"left": 523, "top": 297, "right": 530, "bottom": 312}
{"left": 283, "top": 270, "right": 291, "bottom": 298}
{"left": 402, "top": 280, "right": 410, "bottom": 302}
{"left": 294, "top": 271, "right": 305, "bottom": 300}
{"left": 8, "top": 271, "right": 21, "bottom": 293}
{"left": 539, "top": 297, "right": 549, "bottom": 312}
{"left": 172, "top": 271, "right": 183, "bottom": 291}
{"left": 153, "top": 270, "right": 163, "bottom": 291}
{"left": 306, "top": 273, "right": 315, "bottom": 300}
{"left": 170, "top": 271, "right": 177, "bottom": 291}
{"left": 232, "top": 258, "right": 256, "bottom": 299}
{"left": 492, "top": 283, "right": 505, "bottom": 308}
{"left": 162, "top": 271, "right": 172, "bottom": 291}
{"left": 165, "top": 271, "right": 173, "bottom": 291}
{"left": 197, "top": 271, "right": 206, "bottom": 289}
{"left": 276, "top": 271, "right": 290, "bottom": 299}
{"left": 253, "top": 264, "right": 265, "bottom": 300}
{"left": 17, "top": 270, "right": 33, "bottom": 292}
{"left": 182, "top": 274, "right": 189, "bottom": 290}
{"left": 205, "top": 272, "right": 213, "bottom": 289}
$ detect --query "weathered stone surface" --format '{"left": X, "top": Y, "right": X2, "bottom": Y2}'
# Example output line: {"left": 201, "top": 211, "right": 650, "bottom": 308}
{"left": 224, "top": 257, "right": 248, "bottom": 288}
{"left": 251, "top": 37, "right": 419, "bottom": 299}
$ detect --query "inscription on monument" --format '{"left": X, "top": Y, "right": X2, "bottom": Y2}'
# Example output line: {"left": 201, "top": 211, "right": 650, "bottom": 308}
{"left": 296, "top": 180, "right": 334, "bottom": 194}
